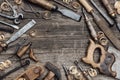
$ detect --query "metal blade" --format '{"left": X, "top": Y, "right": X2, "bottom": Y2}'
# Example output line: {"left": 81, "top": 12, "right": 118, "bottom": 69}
{"left": 57, "top": 8, "right": 81, "bottom": 21}
{"left": 6, "top": 20, "right": 36, "bottom": 44}
{"left": 107, "top": 46, "right": 120, "bottom": 79}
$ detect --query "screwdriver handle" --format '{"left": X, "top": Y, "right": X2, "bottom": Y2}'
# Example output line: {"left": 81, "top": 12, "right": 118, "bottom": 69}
{"left": 101, "top": 0, "right": 116, "bottom": 17}
{"left": 78, "top": 0, "right": 93, "bottom": 12}
{"left": 28, "top": 0, "right": 57, "bottom": 11}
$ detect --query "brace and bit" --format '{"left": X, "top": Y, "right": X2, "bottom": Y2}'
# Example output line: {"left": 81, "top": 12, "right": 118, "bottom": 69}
{"left": 0, "top": 0, "right": 23, "bottom": 24}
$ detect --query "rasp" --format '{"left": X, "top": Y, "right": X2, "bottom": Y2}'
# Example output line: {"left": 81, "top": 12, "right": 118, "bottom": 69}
{"left": 90, "top": 0, "right": 114, "bottom": 26}
{"left": 27, "top": 0, "right": 81, "bottom": 21}
{"left": 78, "top": 0, "right": 120, "bottom": 50}
{"left": 0, "top": 20, "right": 36, "bottom": 52}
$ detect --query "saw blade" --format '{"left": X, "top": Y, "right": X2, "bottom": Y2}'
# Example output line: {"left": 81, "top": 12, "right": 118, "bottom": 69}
{"left": 108, "top": 46, "right": 120, "bottom": 79}
{"left": 6, "top": 20, "right": 36, "bottom": 44}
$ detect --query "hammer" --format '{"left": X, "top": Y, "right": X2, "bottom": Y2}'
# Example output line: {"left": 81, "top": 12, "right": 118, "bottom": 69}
{"left": 44, "top": 62, "right": 61, "bottom": 80}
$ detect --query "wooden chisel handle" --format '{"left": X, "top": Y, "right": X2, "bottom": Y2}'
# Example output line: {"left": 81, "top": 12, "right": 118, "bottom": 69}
{"left": 101, "top": 0, "right": 116, "bottom": 17}
{"left": 78, "top": 0, "right": 94, "bottom": 12}
{"left": 27, "top": 0, "right": 57, "bottom": 11}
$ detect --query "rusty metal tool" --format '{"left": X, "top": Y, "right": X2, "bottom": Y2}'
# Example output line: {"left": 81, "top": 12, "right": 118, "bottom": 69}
{"left": 44, "top": 71, "right": 55, "bottom": 80}
{"left": 82, "top": 39, "right": 116, "bottom": 79}
{"left": 0, "top": 60, "right": 30, "bottom": 80}
{"left": 107, "top": 46, "right": 120, "bottom": 79}
{"left": 90, "top": 0, "right": 114, "bottom": 26}
{"left": 0, "top": 20, "right": 36, "bottom": 52}
{"left": 45, "top": 62, "right": 61, "bottom": 80}
{"left": 74, "top": 60, "right": 92, "bottom": 80}
{"left": 62, "top": 64, "right": 72, "bottom": 80}
{"left": 27, "top": 0, "right": 81, "bottom": 21}
{"left": 15, "top": 64, "right": 44, "bottom": 80}
{"left": 78, "top": 0, "right": 120, "bottom": 50}
{"left": 101, "top": 0, "right": 120, "bottom": 31}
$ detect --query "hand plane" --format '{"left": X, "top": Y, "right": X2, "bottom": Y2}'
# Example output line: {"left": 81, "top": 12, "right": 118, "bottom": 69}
{"left": 82, "top": 39, "right": 116, "bottom": 78}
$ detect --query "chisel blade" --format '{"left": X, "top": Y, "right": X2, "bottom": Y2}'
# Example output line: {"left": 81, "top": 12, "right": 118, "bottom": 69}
{"left": 57, "top": 8, "right": 82, "bottom": 21}
{"left": 6, "top": 20, "right": 36, "bottom": 44}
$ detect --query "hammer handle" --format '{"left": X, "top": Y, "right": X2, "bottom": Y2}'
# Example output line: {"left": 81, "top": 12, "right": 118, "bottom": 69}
{"left": 28, "top": 0, "right": 57, "bottom": 11}
{"left": 101, "top": 0, "right": 116, "bottom": 17}
{"left": 78, "top": 0, "right": 93, "bottom": 12}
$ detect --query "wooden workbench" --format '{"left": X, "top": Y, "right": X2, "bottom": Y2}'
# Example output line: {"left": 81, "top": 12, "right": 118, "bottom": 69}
{"left": 0, "top": 0, "right": 119, "bottom": 80}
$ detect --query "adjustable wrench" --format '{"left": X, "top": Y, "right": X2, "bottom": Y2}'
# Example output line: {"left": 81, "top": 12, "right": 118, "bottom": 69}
{"left": 0, "top": 0, "right": 23, "bottom": 24}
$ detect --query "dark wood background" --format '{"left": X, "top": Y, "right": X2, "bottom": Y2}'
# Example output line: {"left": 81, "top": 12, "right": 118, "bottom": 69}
{"left": 0, "top": 0, "right": 119, "bottom": 80}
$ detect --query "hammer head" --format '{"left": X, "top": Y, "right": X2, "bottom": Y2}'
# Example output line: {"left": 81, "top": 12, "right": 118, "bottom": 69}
{"left": 45, "top": 62, "right": 61, "bottom": 80}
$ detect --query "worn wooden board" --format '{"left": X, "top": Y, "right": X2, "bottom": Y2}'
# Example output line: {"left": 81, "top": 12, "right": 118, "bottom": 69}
{"left": 0, "top": 0, "right": 119, "bottom": 80}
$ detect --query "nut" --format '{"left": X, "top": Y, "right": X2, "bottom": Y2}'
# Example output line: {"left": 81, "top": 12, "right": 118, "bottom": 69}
{"left": 71, "top": 1, "right": 80, "bottom": 10}
{"left": 69, "top": 66, "right": 78, "bottom": 75}
{"left": 14, "top": 0, "right": 22, "bottom": 5}
{"left": 42, "top": 11, "right": 51, "bottom": 20}
{"left": 0, "top": 2, "right": 11, "bottom": 11}
{"left": 87, "top": 68, "right": 97, "bottom": 77}
{"left": 29, "top": 30, "right": 36, "bottom": 37}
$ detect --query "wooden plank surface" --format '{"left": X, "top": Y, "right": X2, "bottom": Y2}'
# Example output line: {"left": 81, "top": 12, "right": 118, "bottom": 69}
{"left": 0, "top": 0, "right": 119, "bottom": 80}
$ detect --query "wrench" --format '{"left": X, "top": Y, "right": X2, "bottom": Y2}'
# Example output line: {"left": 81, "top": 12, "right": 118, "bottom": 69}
{"left": 0, "top": 20, "right": 19, "bottom": 29}
{"left": 0, "top": 0, "right": 23, "bottom": 24}
{"left": 0, "top": 60, "right": 30, "bottom": 80}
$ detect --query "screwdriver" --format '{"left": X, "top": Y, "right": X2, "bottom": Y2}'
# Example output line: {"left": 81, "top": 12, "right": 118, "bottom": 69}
{"left": 27, "top": 0, "right": 82, "bottom": 21}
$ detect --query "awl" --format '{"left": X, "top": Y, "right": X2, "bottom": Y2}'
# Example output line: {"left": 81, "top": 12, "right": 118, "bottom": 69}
{"left": 27, "top": 0, "right": 81, "bottom": 21}
{"left": 0, "top": 20, "right": 36, "bottom": 52}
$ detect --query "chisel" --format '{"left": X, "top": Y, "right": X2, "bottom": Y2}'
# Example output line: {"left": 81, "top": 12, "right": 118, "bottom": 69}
{"left": 27, "top": 0, "right": 82, "bottom": 21}
{"left": 0, "top": 20, "right": 36, "bottom": 52}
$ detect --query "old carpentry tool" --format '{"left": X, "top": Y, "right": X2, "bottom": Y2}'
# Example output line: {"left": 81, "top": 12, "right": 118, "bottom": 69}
{"left": 0, "top": 20, "right": 36, "bottom": 53}
{"left": 89, "top": 0, "right": 114, "bottom": 26}
{"left": 44, "top": 71, "right": 55, "bottom": 80}
{"left": 62, "top": 64, "right": 72, "bottom": 80}
{"left": 27, "top": 0, "right": 81, "bottom": 21}
{"left": 0, "top": 20, "right": 19, "bottom": 29}
{"left": 45, "top": 62, "right": 61, "bottom": 80}
{"left": 0, "top": 60, "right": 30, "bottom": 80}
{"left": 78, "top": 0, "right": 120, "bottom": 50}
{"left": 82, "top": 8, "right": 108, "bottom": 46}
{"left": 101, "top": 0, "right": 120, "bottom": 31}
{"left": 107, "top": 46, "right": 120, "bottom": 79}
{"left": 15, "top": 64, "right": 44, "bottom": 80}
{"left": 82, "top": 39, "right": 117, "bottom": 78}
{"left": 0, "top": 25, "right": 14, "bottom": 33}
{"left": 0, "top": 0, "right": 23, "bottom": 24}
{"left": 74, "top": 60, "right": 92, "bottom": 80}
{"left": 82, "top": 8, "right": 97, "bottom": 41}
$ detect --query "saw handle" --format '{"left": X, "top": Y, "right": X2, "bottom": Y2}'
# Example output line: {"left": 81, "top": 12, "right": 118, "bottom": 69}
{"left": 28, "top": 0, "right": 57, "bottom": 11}
{"left": 82, "top": 39, "right": 116, "bottom": 77}
{"left": 78, "top": 0, "right": 93, "bottom": 12}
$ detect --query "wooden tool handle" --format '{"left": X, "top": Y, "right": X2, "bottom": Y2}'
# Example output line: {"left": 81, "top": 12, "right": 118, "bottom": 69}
{"left": 44, "top": 71, "right": 55, "bottom": 80}
{"left": 17, "top": 42, "right": 32, "bottom": 57}
{"left": 67, "top": 75, "right": 72, "bottom": 80}
{"left": 0, "top": 26, "right": 14, "bottom": 33}
{"left": 101, "top": 0, "right": 116, "bottom": 17}
{"left": 78, "top": 0, "right": 93, "bottom": 12}
{"left": 28, "top": 0, "right": 57, "bottom": 11}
